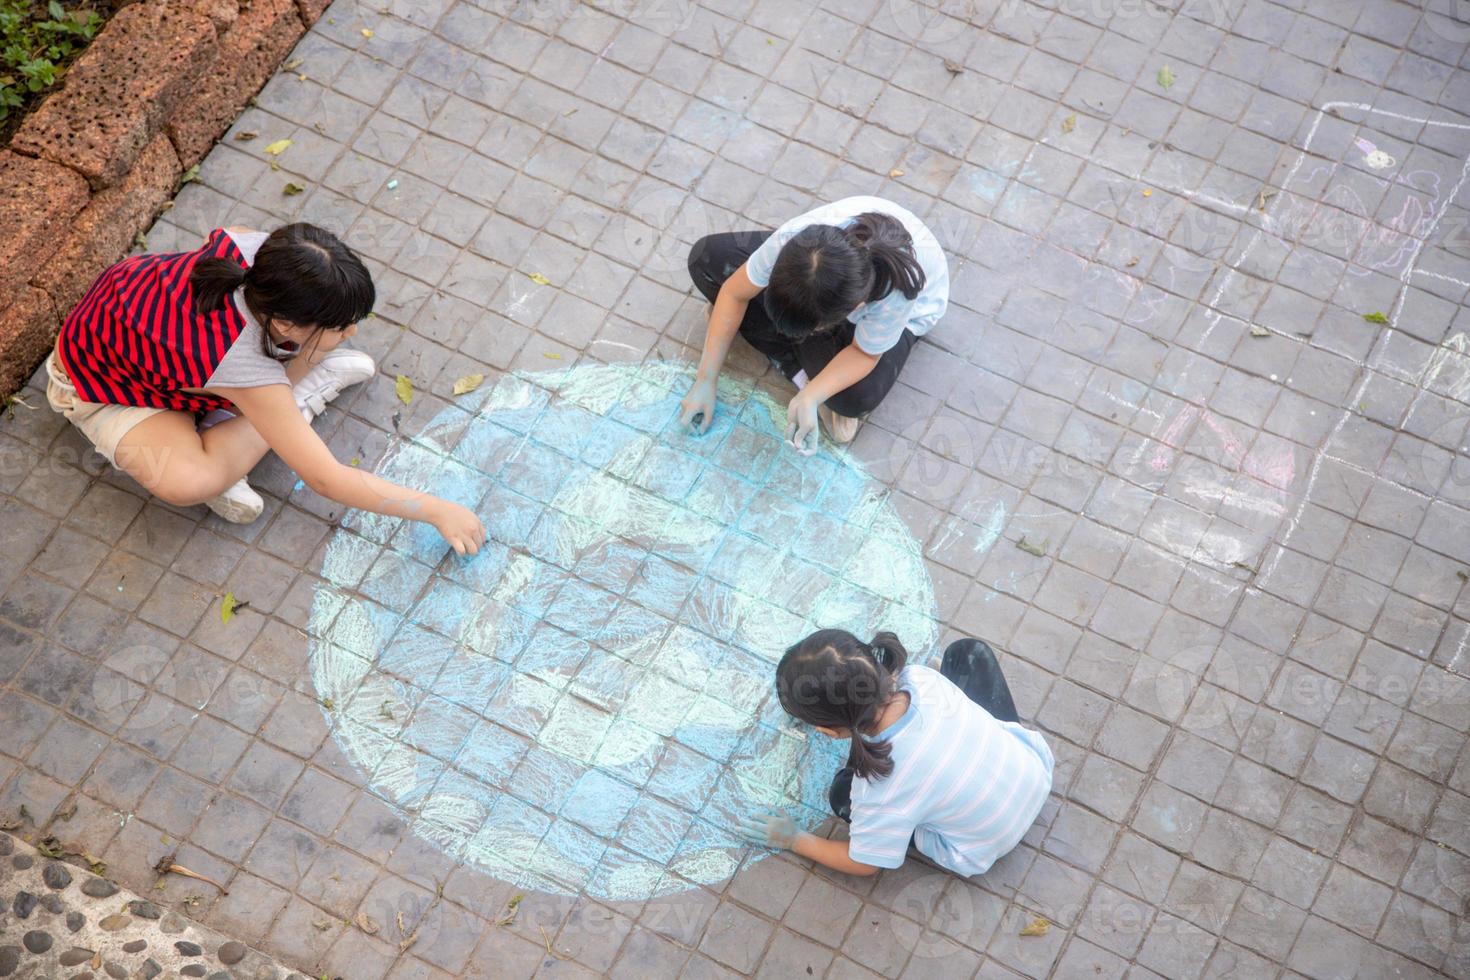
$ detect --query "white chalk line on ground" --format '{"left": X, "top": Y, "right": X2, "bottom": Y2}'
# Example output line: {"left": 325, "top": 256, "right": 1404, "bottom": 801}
{"left": 1261, "top": 105, "right": 1470, "bottom": 580}
{"left": 1087, "top": 98, "right": 1470, "bottom": 581}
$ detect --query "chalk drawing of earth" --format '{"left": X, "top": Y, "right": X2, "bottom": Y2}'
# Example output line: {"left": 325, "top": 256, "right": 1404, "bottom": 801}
{"left": 308, "top": 362, "right": 938, "bottom": 900}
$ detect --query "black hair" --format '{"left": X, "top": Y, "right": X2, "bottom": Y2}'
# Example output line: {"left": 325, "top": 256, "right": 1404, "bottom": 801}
{"left": 776, "top": 628, "right": 910, "bottom": 780}
{"left": 190, "top": 223, "right": 375, "bottom": 358}
{"left": 764, "top": 212, "right": 926, "bottom": 337}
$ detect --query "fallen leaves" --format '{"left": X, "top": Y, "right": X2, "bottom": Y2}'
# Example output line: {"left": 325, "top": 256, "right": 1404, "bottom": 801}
{"left": 526, "top": 271, "right": 552, "bottom": 286}
{"left": 233, "top": 131, "right": 257, "bottom": 142}
{"left": 354, "top": 913, "right": 379, "bottom": 935}
{"left": 360, "top": 27, "right": 373, "bottom": 38}
{"left": 1020, "top": 917, "right": 1051, "bottom": 937}
{"left": 179, "top": 164, "right": 200, "bottom": 186}
{"left": 888, "top": 168, "right": 905, "bottom": 178}
{"left": 943, "top": 59, "right": 963, "bottom": 74}
{"left": 1249, "top": 324, "right": 1269, "bottom": 337}
{"left": 496, "top": 894, "right": 523, "bottom": 927}
{"left": 395, "top": 374, "right": 414, "bottom": 405}
{"left": 1016, "top": 535, "right": 1048, "bottom": 558}
{"left": 220, "top": 591, "right": 248, "bottom": 625}
{"left": 154, "top": 852, "right": 230, "bottom": 894}
{"left": 1157, "top": 64, "right": 1175, "bottom": 89}
{"left": 1061, "top": 113, "right": 1077, "bottom": 133}
{"left": 396, "top": 910, "right": 419, "bottom": 952}
{"left": 133, "top": 231, "right": 147, "bottom": 251}
{"left": 452, "top": 373, "right": 484, "bottom": 395}
{"left": 1363, "top": 311, "right": 1389, "bottom": 324}
{"left": 283, "top": 182, "right": 305, "bottom": 196}
{"left": 539, "top": 925, "right": 571, "bottom": 961}
{"left": 0, "top": 392, "right": 36, "bottom": 420}
{"left": 263, "top": 137, "right": 293, "bottom": 172}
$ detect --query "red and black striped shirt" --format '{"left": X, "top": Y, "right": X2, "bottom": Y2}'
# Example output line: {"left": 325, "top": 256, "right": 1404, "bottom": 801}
{"left": 56, "top": 229, "right": 249, "bottom": 413}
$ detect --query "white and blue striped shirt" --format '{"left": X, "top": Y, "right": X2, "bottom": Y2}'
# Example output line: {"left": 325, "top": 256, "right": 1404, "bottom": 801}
{"left": 743, "top": 196, "right": 949, "bottom": 356}
{"left": 848, "top": 665, "right": 1054, "bottom": 876}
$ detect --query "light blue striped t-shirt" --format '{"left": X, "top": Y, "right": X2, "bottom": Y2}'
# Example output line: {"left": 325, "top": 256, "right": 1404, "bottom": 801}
{"left": 742, "top": 196, "right": 950, "bottom": 356}
{"left": 848, "top": 665, "right": 1054, "bottom": 876}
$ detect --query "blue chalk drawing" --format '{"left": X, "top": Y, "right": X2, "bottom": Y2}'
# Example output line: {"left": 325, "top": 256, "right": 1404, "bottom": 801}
{"left": 307, "top": 363, "right": 939, "bottom": 900}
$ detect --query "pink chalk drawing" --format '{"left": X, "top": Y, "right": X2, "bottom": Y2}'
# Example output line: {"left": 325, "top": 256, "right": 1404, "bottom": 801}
{"left": 1148, "top": 406, "right": 1296, "bottom": 491}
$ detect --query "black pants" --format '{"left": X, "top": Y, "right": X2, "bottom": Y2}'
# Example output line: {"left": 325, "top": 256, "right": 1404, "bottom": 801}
{"left": 687, "top": 231, "right": 918, "bottom": 418}
{"left": 829, "top": 639, "right": 1019, "bottom": 821}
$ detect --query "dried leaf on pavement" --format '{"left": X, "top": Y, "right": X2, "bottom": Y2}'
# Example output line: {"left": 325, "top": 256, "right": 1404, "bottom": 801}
{"left": 452, "top": 373, "right": 484, "bottom": 395}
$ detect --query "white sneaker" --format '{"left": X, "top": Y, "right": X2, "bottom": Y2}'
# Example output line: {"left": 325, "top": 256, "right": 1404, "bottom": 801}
{"left": 205, "top": 478, "right": 264, "bottom": 524}
{"left": 294, "top": 348, "right": 376, "bottom": 421}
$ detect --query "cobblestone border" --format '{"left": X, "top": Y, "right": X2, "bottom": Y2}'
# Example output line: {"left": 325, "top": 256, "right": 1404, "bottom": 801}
{"left": 0, "top": 0, "right": 332, "bottom": 400}
{"left": 0, "top": 831, "right": 304, "bottom": 979}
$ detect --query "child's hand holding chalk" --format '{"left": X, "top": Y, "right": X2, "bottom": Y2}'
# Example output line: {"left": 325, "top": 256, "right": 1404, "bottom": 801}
{"left": 679, "top": 376, "right": 718, "bottom": 435}
{"left": 785, "top": 392, "right": 819, "bottom": 456}
{"left": 738, "top": 811, "right": 800, "bottom": 850}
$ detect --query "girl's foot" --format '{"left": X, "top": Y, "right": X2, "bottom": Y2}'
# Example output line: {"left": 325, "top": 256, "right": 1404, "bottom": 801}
{"left": 818, "top": 404, "right": 860, "bottom": 444}
{"left": 205, "top": 477, "right": 264, "bottom": 524}
{"left": 294, "top": 348, "right": 377, "bottom": 420}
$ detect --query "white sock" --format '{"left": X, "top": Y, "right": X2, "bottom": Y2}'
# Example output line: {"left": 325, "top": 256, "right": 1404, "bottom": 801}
{"left": 791, "top": 369, "right": 809, "bottom": 390}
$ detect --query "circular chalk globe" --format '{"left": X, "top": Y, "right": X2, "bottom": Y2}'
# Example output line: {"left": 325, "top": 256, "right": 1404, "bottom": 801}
{"left": 308, "top": 362, "right": 938, "bottom": 900}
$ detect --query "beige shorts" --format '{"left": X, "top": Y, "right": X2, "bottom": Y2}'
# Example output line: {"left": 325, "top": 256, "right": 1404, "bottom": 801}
{"left": 45, "top": 350, "right": 166, "bottom": 467}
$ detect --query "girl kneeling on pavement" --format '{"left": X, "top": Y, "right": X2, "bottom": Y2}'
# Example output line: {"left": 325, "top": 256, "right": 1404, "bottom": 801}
{"left": 741, "top": 630, "right": 1053, "bottom": 878}
{"left": 46, "top": 223, "right": 484, "bottom": 553}
{"left": 680, "top": 195, "right": 948, "bottom": 451}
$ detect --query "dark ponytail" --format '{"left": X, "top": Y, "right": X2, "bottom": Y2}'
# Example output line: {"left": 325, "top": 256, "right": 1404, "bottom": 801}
{"left": 189, "top": 223, "right": 375, "bottom": 354}
{"left": 848, "top": 212, "right": 925, "bottom": 302}
{"left": 190, "top": 258, "right": 248, "bottom": 314}
{"left": 775, "top": 628, "right": 911, "bottom": 780}
{"left": 868, "top": 630, "right": 909, "bottom": 674}
{"left": 765, "top": 210, "right": 926, "bottom": 337}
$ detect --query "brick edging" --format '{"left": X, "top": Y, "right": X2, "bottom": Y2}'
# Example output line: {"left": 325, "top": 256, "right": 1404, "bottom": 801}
{"left": 0, "top": 0, "right": 330, "bottom": 400}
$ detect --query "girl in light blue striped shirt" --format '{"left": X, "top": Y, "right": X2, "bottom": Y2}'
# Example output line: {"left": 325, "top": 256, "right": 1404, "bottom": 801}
{"left": 740, "top": 630, "right": 1054, "bottom": 878}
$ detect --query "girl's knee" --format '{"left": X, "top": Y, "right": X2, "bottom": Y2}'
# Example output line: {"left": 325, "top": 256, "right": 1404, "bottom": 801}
{"left": 149, "top": 471, "right": 223, "bottom": 507}
{"left": 687, "top": 237, "right": 727, "bottom": 297}
{"left": 827, "top": 387, "right": 885, "bottom": 419}
{"left": 118, "top": 450, "right": 223, "bottom": 505}
{"left": 943, "top": 638, "right": 996, "bottom": 666}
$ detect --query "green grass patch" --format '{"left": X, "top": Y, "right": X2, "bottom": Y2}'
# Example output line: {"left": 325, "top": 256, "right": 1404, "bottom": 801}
{"left": 1, "top": 0, "right": 105, "bottom": 142}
